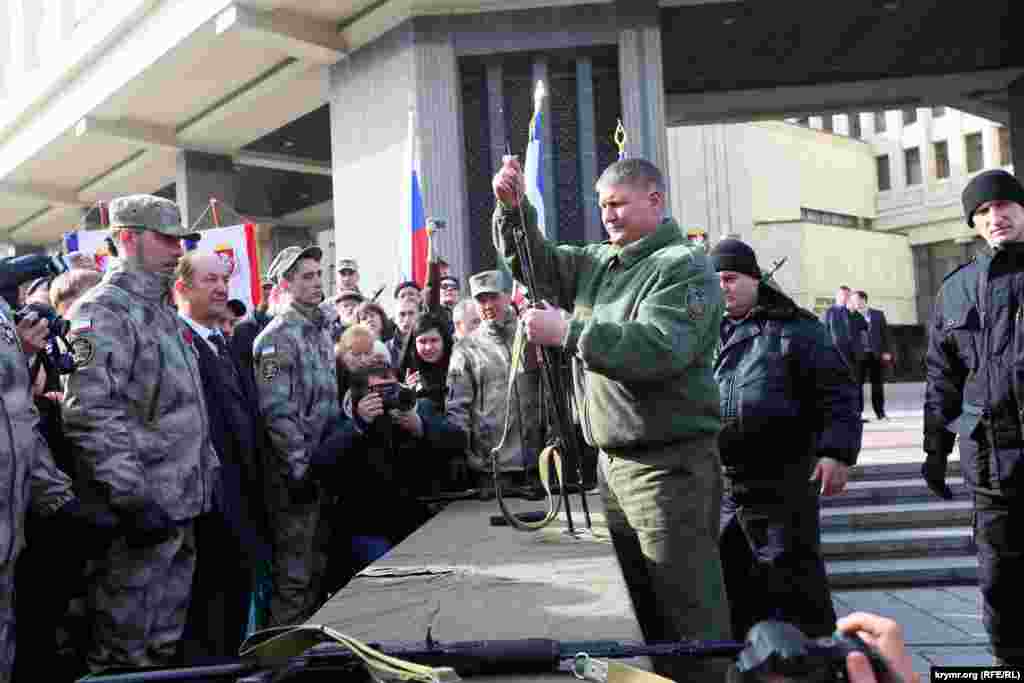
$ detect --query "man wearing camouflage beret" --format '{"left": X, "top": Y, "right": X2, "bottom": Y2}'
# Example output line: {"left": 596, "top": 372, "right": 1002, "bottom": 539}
{"left": 61, "top": 194, "right": 220, "bottom": 670}
{"left": 253, "top": 245, "right": 339, "bottom": 626}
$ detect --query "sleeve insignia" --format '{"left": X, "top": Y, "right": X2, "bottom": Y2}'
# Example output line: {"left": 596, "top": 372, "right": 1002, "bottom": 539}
{"left": 260, "top": 357, "right": 280, "bottom": 382}
{"left": 686, "top": 287, "right": 707, "bottom": 321}
{"left": 1, "top": 323, "right": 16, "bottom": 346}
{"left": 70, "top": 336, "right": 96, "bottom": 368}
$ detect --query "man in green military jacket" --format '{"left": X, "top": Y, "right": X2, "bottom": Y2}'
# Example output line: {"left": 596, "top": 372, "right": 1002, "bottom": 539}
{"left": 492, "top": 157, "right": 730, "bottom": 679}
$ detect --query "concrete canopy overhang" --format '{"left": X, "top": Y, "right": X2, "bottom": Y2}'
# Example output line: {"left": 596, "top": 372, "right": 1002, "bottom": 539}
{"left": 1, "top": 0, "right": 632, "bottom": 246}
{"left": 2, "top": 0, "right": 1021, "bottom": 245}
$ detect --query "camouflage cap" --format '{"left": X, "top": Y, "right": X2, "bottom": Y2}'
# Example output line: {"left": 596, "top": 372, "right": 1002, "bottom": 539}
{"left": 469, "top": 270, "right": 508, "bottom": 298}
{"left": 108, "top": 194, "right": 200, "bottom": 240}
{"left": 337, "top": 257, "right": 359, "bottom": 272}
{"left": 266, "top": 245, "right": 322, "bottom": 283}
{"left": 334, "top": 288, "right": 364, "bottom": 303}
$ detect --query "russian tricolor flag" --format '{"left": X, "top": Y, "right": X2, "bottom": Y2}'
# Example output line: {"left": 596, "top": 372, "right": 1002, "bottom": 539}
{"left": 411, "top": 167, "right": 427, "bottom": 288}
{"left": 404, "top": 109, "right": 429, "bottom": 288}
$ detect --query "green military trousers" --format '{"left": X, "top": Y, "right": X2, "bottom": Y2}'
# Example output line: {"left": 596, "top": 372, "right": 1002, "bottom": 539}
{"left": 600, "top": 438, "right": 732, "bottom": 680}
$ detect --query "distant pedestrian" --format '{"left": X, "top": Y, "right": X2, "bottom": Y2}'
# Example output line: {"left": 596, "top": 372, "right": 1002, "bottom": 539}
{"left": 850, "top": 290, "right": 891, "bottom": 420}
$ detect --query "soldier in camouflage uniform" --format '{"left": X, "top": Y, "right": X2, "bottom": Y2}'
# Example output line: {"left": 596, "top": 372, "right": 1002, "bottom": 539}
{"left": 1, "top": 300, "right": 78, "bottom": 681}
{"left": 253, "top": 246, "right": 339, "bottom": 626}
{"left": 61, "top": 195, "right": 220, "bottom": 671}
{"left": 446, "top": 271, "right": 545, "bottom": 490}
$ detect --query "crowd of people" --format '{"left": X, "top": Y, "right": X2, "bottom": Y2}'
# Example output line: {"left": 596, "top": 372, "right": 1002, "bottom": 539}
{"left": 2, "top": 158, "right": 1023, "bottom": 683}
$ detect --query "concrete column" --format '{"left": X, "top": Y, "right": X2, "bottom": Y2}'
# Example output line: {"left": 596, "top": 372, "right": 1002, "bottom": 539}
{"left": 412, "top": 23, "right": 471, "bottom": 282}
{"left": 328, "top": 19, "right": 470, "bottom": 298}
{"left": 1010, "top": 78, "right": 1024, "bottom": 175}
{"left": 174, "top": 151, "right": 240, "bottom": 230}
{"left": 617, "top": 0, "right": 669, "bottom": 189}
{"left": 576, "top": 57, "right": 602, "bottom": 243}
{"left": 486, "top": 60, "right": 506, "bottom": 173}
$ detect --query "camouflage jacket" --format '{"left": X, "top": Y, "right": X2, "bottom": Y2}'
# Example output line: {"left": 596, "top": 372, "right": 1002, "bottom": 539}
{"left": 0, "top": 299, "right": 74, "bottom": 566}
{"left": 446, "top": 317, "right": 546, "bottom": 473}
{"left": 254, "top": 301, "right": 339, "bottom": 482}
{"left": 61, "top": 263, "right": 219, "bottom": 521}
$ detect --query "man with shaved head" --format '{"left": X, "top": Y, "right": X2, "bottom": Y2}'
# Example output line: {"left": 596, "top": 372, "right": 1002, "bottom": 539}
{"left": 174, "top": 252, "right": 270, "bottom": 658}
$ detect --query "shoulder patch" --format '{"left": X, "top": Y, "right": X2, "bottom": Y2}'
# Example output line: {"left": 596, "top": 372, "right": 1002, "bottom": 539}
{"left": 686, "top": 287, "right": 707, "bottom": 321}
{"left": 1, "top": 322, "right": 16, "bottom": 346}
{"left": 70, "top": 336, "right": 96, "bottom": 368}
{"left": 258, "top": 344, "right": 281, "bottom": 382}
{"left": 260, "top": 356, "right": 280, "bottom": 382}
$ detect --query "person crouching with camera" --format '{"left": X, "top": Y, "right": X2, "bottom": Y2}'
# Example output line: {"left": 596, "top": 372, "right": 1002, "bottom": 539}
{"left": 313, "top": 361, "right": 465, "bottom": 592}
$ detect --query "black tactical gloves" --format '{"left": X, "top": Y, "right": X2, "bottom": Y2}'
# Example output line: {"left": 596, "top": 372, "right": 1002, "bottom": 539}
{"left": 53, "top": 498, "right": 122, "bottom": 553}
{"left": 120, "top": 500, "right": 177, "bottom": 548}
{"left": 287, "top": 473, "right": 319, "bottom": 506}
{"left": 922, "top": 451, "right": 954, "bottom": 500}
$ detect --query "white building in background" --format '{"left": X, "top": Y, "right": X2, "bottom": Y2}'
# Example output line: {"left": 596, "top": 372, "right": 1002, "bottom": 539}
{"left": 801, "top": 107, "right": 1012, "bottom": 322}
{"left": 669, "top": 106, "right": 1012, "bottom": 327}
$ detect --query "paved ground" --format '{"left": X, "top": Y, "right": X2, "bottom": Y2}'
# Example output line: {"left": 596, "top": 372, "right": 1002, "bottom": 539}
{"left": 835, "top": 382, "right": 989, "bottom": 673}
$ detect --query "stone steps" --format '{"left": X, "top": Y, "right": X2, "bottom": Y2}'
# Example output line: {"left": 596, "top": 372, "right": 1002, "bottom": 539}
{"left": 820, "top": 477, "right": 969, "bottom": 508}
{"left": 822, "top": 526, "right": 974, "bottom": 560}
{"left": 848, "top": 459, "right": 961, "bottom": 482}
{"left": 820, "top": 500, "right": 973, "bottom": 531}
{"left": 827, "top": 555, "right": 977, "bottom": 589}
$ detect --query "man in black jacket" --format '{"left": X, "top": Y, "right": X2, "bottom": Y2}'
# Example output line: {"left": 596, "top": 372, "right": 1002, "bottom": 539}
{"left": 711, "top": 239, "right": 862, "bottom": 641}
{"left": 174, "top": 252, "right": 271, "bottom": 660}
{"left": 821, "top": 285, "right": 861, "bottom": 381}
{"left": 924, "top": 169, "right": 1024, "bottom": 665}
{"left": 313, "top": 363, "right": 465, "bottom": 593}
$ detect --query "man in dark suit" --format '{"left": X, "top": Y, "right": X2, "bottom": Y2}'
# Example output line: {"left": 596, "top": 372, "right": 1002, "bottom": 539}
{"left": 850, "top": 290, "right": 891, "bottom": 420}
{"left": 821, "top": 286, "right": 862, "bottom": 381}
{"left": 173, "top": 253, "right": 271, "bottom": 661}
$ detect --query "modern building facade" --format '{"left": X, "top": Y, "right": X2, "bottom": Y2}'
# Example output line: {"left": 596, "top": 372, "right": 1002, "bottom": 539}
{"left": 668, "top": 120, "right": 918, "bottom": 325}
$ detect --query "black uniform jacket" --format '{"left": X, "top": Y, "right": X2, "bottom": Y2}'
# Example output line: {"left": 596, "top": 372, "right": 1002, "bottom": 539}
{"left": 715, "top": 284, "right": 862, "bottom": 483}
{"left": 925, "top": 242, "right": 1024, "bottom": 494}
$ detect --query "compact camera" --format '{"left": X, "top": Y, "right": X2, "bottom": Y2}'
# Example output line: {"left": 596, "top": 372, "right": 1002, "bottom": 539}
{"left": 375, "top": 382, "right": 417, "bottom": 412}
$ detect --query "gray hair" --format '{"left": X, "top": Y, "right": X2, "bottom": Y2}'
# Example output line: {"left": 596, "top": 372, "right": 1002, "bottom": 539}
{"left": 452, "top": 298, "right": 477, "bottom": 323}
{"left": 595, "top": 158, "right": 666, "bottom": 194}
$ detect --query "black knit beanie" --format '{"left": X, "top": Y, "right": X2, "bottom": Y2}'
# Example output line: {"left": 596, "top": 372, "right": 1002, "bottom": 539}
{"left": 962, "top": 170, "right": 1024, "bottom": 227}
{"left": 710, "top": 239, "right": 761, "bottom": 279}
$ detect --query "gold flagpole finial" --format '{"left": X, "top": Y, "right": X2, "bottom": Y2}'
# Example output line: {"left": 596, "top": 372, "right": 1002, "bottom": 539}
{"left": 614, "top": 119, "right": 627, "bottom": 160}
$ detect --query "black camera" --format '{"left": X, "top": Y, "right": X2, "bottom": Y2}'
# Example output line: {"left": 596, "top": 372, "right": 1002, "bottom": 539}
{"left": 376, "top": 382, "right": 417, "bottom": 412}
{"left": 736, "top": 621, "right": 900, "bottom": 683}
{"left": 0, "top": 253, "right": 71, "bottom": 309}
{"left": 14, "top": 303, "right": 76, "bottom": 375}
{"left": 16, "top": 303, "right": 70, "bottom": 340}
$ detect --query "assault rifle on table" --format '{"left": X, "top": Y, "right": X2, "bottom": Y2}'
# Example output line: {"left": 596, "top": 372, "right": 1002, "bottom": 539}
{"left": 76, "top": 621, "right": 903, "bottom": 683}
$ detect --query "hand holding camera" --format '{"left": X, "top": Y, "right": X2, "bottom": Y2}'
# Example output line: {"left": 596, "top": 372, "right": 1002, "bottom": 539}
{"left": 357, "top": 391, "right": 385, "bottom": 423}
{"left": 15, "top": 312, "right": 49, "bottom": 355}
